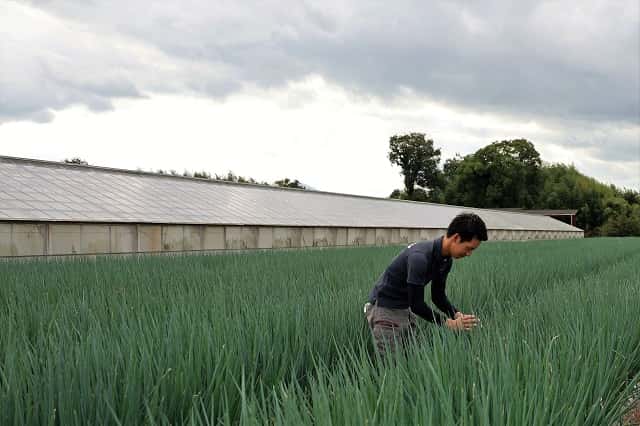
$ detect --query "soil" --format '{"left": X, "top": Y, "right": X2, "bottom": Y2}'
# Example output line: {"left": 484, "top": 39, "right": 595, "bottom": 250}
{"left": 622, "top": 384, "right": 640, "bottom": 426}
{"left": 623, "top": 399, "right": 640, "bottom": 425}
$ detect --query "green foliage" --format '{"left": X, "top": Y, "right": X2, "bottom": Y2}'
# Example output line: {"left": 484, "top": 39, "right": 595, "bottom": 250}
{"left": 621, "top": 189, "right": 640, "bottom": 205}
{"left": 216, "top": 171, "right": 253, "bottom": 184}
{"left": 197, "top": 171, "right": 268, "bottom": 185}
{"left": 538, "top": 163, "right": 639, "bottom": 236}
{"left": 388, "top": 133, "right": 443, "bottom": 199}
{"left": 274, "top": 178, "right": 306, "bottom": 189}
{"left": 388, "top": 188, "right": 430, "bottom": 202}
{"left": 443, "top": 139, "right": 543, "bottom": 208}
{"left": 193, "top": 171, "right": 212, "bottom": 179}
{"left": 389, "top": 188, "right": 405, "bottom": 199}
{"left": 427, "top": 143, "right": 638, "bottom": 236}
{"left": 0, "top": 239, "right": 639, "bottom": 424}
{"left": 148, "top": 169, "right": 270, "bottom": 185}
{"left": 600, "top": 203, "right": 640, "bottom": 236}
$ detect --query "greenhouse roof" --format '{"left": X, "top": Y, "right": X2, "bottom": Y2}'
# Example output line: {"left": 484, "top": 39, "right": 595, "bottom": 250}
{"left": 0, "top": 156, "right": 581, "bottom": 232}
{"left": 499, "top": 208, "right": 579, "bottom": 215}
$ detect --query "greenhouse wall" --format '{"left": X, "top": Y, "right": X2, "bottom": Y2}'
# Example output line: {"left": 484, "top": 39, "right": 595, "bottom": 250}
{"left": 0, "top": 221, "right": 583, "bottom": 257}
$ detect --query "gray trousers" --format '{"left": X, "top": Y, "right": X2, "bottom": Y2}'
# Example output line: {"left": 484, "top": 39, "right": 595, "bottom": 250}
{"left": 364, "top": 302, "right": 417, "bottom": 354}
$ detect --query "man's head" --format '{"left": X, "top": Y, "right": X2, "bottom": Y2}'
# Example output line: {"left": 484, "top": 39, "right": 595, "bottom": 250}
{"left": 443, "top": 213, "right": 488, "bottom": 259}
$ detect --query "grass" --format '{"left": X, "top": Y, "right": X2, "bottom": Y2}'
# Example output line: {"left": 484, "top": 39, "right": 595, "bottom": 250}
{"left": 0, "top": 237, "right": 639, "bottom": 425}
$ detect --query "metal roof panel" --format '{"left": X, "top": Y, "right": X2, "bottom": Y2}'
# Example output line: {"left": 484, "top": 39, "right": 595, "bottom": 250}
{"left": 0, "top": 156, "right": 582, "bottom": 232}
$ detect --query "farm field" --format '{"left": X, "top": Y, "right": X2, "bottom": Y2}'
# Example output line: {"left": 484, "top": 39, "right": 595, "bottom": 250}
{"left": 1, "top": 238, "right": 639, "bottom": 425}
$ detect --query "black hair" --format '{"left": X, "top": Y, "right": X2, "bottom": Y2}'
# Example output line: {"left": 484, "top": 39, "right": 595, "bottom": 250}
{"left": 447, "top": 213, "right": 488, "bottom": 242}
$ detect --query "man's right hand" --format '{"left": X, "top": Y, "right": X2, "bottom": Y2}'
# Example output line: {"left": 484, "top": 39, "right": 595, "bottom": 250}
{"left": 445, "top": 313, "right": 479, "bottom": 331}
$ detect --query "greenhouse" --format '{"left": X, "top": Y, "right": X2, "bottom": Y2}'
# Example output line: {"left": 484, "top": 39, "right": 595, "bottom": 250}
{"left": 0, "top": 155, "right": 582, "bottom": 257}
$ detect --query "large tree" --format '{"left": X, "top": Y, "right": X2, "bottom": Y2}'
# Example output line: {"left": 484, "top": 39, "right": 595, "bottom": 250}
{"left": 439, "top": 142, "right": 638, "bottom": 236}
{"left": 444, "top": 139, "right": 543, "bottom": 208}
{"left": 600, "top": 202, "right": 640, "bottom": 236}
{"left": 388, "top": 133, "right": 442, "bottom": 200}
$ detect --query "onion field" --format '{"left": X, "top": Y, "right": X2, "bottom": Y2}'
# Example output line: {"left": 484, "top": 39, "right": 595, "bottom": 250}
{"left": 1, "top": 238, "right": 639, "bottom": 425}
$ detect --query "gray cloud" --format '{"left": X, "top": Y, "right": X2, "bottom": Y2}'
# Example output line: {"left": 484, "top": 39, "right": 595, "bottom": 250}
{"left": 8, "top": 0, "right": 637, "bottom": 124}
{"left": 1, "top": 0, "right": 638, "bottom": 179}
{"left": 562, "top": 127, "right": 640, "bottom": 163}
{"left": 0, "top": 2, "right": 146, "bottom": 123}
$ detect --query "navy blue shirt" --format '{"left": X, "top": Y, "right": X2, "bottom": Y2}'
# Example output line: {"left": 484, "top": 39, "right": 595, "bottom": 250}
{"left": 368, "top": 237, "right": 458, "bottom": 322}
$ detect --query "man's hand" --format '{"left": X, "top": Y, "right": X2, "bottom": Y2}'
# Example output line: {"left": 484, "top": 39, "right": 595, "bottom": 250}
{"left": 446, "top": 312, "right": 479, "bottom": 331}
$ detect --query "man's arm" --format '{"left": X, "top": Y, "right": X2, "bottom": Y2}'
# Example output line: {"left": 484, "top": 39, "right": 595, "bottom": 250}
{"left": 431, "top": 275, "right": 458, "bottom": 319}
{"left": 406, "top": 253, "right": 447, "bottom": 325}
{"left": 409, "top": 285, "right": 477, "bottom": 330}
{"left": 432, "top": 274, "right": 480, "bottom": 330}
{"left": 407, "top": 285, "right": 445, "bottom": 325}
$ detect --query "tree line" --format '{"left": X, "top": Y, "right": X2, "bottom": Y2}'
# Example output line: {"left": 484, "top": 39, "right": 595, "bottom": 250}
{"left": 63, "top": 157, "right": 308, "bottom": 189}
{"left": 387, "top": 133, "right": 640, "bottom": 237}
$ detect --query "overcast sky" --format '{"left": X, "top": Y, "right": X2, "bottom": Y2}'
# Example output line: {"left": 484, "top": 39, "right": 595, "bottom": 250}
{"left": 1, "top": 0, "right": 638, "bottom": 196}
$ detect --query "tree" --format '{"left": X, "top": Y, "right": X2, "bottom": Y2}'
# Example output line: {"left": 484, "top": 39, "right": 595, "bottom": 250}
{"left": 600, "top": 203, "right": 640, "bottom": 236}
{"left": 212, "top": 171, "right": 269, "bottom": 186}
{"left": 274, "top": 178, "right": 306, "bottom": 189}
{"left": 536, "top": 163, "right": 620, "bottom": 235}
{"left": 389, "top": 189, "right": 406, "bottom": 200}
{"left": 193, "top": 171, "right": 212, "bottom": 179}
{"left": 389, "top": 188, "right": 429, "bottom": 202}
{"left": 216, "top": 171, "right": 250, "bottom": 183}
{"left": 443, "top": 139, "right": 542, "bottom": 208}
{"left": 620, "top": 188, "right": 640, "bottom": 206}
{"left": 443, "top": 154, "right": 464, "bottom": 180}
{"left": 388, "top": 133, "right": 442, "bottom": 200}
{"left": 438, "top": 141, "right": 638, "bottom": 236}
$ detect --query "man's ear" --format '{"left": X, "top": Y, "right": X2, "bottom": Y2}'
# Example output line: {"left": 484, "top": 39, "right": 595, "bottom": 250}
{"left": 452, "top": 233, "right": 461, "bottom": 244}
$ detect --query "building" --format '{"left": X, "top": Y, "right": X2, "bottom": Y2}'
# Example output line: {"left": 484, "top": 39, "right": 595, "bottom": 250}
{"left": 0, "top": 155, "right": 583, "bottom": 257}
{"left": 501, "top": 209, "right": 578, "bottom": 227}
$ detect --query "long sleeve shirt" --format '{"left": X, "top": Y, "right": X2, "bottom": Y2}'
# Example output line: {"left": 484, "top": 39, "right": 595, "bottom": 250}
{"left": 368, "top": 236, "right": 458, "bottom": 325}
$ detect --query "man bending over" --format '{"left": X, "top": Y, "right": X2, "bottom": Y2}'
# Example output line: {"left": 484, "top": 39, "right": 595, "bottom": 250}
{"left": 364, "top": 212, "right": 487, "bottom": 354}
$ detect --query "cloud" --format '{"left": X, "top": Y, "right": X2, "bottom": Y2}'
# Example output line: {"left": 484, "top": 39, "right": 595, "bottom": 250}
{"left": 552, "top": 122, "right": 640, "bottom": 163}
{"left": 1, "top": 76, "right": 636, "bottom": 195}
{"left": 0, "top": 2, "right": 235, "bottom": 123}
{"left": 4, "top": 0, "right": 637, "bottom": 125}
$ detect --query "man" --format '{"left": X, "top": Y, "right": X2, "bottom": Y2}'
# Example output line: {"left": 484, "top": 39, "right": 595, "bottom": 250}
{"left": 364, "top": 212, "right": 487, "bottom": 354}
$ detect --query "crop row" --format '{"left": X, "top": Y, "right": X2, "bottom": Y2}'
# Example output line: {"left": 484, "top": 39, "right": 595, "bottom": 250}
{"left": 0, "top": 238, "right": 638, "bottom": 424}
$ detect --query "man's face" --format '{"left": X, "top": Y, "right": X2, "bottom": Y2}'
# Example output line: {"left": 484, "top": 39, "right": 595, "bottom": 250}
{"left": 450, "top": 235, "right": 481, "bottom": 259}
